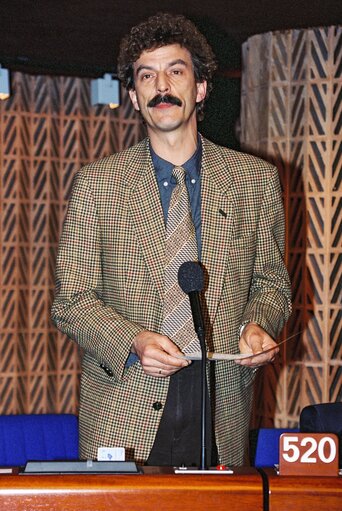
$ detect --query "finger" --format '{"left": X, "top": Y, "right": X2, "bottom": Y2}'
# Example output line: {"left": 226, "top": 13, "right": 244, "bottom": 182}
{"left": 141, "top": 351, "right": 189, "bottom": 370}
{"left": 163, "top": 352, "right": 190, "bottom": 367}
{"left": 248, "top": 338, "right": 264, "bottom": 355}
{"left": 236, "top": 350, "right": 276, "bottom": 367}
{"left": 140, "top": 337, "right": 190, "bottom": 368}
{"left": 158, "top": 342, "right": 191, "bottom": 367}
{"left": 156, "top": 366, "right": 180, "bottom": 376}
{"left": 146, "top": 364, "right": 186, "bottom": 378}
{"left": 142, "top": 356, "right": 190, "bottom": 375}
{"left": 239, "top": 336, "right": 263, "bottom": 356}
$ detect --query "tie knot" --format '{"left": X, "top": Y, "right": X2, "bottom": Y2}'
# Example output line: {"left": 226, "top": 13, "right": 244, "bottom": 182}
{"left": 172, "top": 166, "right": 186, "bottom": 185}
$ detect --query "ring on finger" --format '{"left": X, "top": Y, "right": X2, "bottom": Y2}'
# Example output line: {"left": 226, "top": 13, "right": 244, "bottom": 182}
{"left": 159, "top": 369, "right": 162, "bottom": 375}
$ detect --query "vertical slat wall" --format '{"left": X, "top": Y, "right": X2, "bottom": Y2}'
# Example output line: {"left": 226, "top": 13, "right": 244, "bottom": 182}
{"left": 240, "top": 26, "right": 341, "bottom": 427}
{"left": 0, "top": 73, "right": 144, "bottom": 414}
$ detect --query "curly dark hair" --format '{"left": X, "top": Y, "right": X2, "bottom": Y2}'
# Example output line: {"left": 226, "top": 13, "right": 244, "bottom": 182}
{"left": 117, "top": 13, "right": 217, "bottom": 120}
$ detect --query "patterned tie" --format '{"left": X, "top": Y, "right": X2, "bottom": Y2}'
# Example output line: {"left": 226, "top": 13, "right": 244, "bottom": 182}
{"left": 161, "top": 166, "right": 201, "bottom": 353}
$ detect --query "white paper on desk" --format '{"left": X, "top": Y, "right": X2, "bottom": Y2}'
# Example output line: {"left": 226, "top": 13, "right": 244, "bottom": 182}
{"left": 97, "top": 447, "right": 125, "bottom": 461}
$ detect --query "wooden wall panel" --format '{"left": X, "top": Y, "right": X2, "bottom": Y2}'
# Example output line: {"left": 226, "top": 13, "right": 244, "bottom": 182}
{"left": 0, "top": 73, "right": 144, "bottom": 414}
{"left": 241, "top": 26, "right": 341, "bottom": 427}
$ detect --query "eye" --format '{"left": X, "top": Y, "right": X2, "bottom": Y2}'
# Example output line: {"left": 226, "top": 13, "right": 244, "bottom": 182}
{"left": 139, "top": 72, "right": 154, "bottom": 81}
{"left": 171, "top": 69, "right": 182, "bottom": 75}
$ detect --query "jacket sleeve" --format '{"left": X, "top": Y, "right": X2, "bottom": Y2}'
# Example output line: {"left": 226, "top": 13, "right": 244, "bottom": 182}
{"left": 51, "top": 169, "right": 144, "bottom": 380}
{"left": 240, "top": 166, "right": 292, "bottom": 339}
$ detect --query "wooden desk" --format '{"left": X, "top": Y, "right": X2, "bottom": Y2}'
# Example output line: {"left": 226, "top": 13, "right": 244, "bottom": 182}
{"left": 0, "top": 467, "right": 263, "bottom": 511}
{"left": 264, "top": 467, "right": 342, "bottom": 511}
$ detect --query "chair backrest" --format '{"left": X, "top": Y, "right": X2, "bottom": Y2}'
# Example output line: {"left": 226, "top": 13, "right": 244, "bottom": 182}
{"left": 252, "top": 427, "right": 299, "bottom": 467}
{"left": 0, "top": 414, "right": 79, "bottom": 466}
{"left": 300, "top": 402, "right": 342, "bottom": 466}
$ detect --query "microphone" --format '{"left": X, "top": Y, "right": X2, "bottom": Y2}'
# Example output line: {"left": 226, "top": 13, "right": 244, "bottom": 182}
{"left": 178, "top": 261, "right": 205, "bottom": 337}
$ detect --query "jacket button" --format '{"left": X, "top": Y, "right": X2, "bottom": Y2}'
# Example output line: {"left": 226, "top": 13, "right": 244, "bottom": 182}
{"left": 152, "top": 401, "right": 163, "bottom": 411}
{"left": 100, "top": 363, "right": 114, "bottom": 377}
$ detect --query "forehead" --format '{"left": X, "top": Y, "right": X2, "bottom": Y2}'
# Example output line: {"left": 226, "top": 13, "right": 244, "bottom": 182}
{"left": 133, "top": 44, "right": 193, "bottom": 71}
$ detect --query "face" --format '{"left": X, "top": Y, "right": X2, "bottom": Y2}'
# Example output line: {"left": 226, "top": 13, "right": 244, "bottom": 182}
{"left": 129, "top": 44, "right": 207, "bottom": 134}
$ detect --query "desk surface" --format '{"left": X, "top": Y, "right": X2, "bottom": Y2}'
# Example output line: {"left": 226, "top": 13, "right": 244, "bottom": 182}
{"left": 0, "top": 467, "right": 263, "bottom": 511}
{"left": 264, "top": 467, "right": 342, "bottom": 511}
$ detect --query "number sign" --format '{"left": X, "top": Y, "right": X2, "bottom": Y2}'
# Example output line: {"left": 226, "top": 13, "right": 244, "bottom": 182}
{"left": 279, "top": 433, "right": 339, "bottom": 476}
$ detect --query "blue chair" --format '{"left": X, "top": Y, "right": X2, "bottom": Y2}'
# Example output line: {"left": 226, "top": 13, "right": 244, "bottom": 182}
{"left": 252, "top": 427, "right": 299, "bottom": 467}
{"left": 300, "top": 402, "right": 342, "bottom": 467}
{"left": 0, "top": 414, "right": 79, "bottom": 466}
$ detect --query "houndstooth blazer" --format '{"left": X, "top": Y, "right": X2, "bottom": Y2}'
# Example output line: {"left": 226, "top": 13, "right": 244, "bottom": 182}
{"left": 51, "top": 136, "right": 292, "bottom": 466}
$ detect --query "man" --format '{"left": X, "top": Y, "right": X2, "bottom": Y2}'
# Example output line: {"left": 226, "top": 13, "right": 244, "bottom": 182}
{"left": 51, "top": 13, "right": 291, "bottom": 466}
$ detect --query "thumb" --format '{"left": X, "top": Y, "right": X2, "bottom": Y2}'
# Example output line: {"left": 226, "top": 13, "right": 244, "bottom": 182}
{"left": 248, "top": 336, "right": 264, "bottom": 355}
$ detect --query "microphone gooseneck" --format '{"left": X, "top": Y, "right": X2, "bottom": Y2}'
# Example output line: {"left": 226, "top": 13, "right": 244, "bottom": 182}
{"left": 178, "top": 261, "right": 207, "bottom": 470}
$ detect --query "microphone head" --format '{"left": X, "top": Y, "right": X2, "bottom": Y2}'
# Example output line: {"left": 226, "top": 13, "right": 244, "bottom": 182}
{"left": 178, "top": 261, "right": 204, "bottom": 294}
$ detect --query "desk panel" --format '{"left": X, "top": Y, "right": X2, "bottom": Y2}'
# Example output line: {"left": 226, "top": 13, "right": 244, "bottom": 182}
{"left": 264, "top": 467, "right": 342, "bottom": 511}
{"left": 0, "top": 467, "right": 263, "bottom": 511}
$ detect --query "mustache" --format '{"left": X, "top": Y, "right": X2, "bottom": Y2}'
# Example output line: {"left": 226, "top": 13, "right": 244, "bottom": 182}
{"left": 147, "top": 94, "right": 182, "bottom": 108}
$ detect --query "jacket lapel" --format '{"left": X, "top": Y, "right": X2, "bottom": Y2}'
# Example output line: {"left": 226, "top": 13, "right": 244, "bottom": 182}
{"left": 125, "top": 137, "right": 235, "bottom": 316}
{"left": 201, "top": 137, "right": 235, "bottom": 322}
{"left": 127, "top": 140, "right": 165, "bottom": 302}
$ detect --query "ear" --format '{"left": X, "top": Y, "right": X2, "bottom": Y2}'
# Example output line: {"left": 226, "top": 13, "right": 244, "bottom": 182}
{"left": 129, "top": 89, "right": 140, "bottom": 111}
{"left": 196, "top": 80, "right": 207, "bottom": 103}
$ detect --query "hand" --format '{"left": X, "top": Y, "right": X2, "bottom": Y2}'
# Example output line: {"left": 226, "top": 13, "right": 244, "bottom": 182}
{"left": 131, "top": 330, "right": 190, "bottom": 378}
{"left": 235, "top": 323, "right": 279, "bottom": 368}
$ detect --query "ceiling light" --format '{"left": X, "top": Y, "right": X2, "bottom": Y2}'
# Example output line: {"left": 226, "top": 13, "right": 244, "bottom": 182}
{"left": 91, "top": 74, "right": 120, "bottom": 109}
{"left": 0, "top": 65, "right": 10, "bottom": 100}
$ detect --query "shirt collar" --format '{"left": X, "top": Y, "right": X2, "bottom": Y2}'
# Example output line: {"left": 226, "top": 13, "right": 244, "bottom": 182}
{"left": 150, "top": 135, "right": 202, "bottom": 183}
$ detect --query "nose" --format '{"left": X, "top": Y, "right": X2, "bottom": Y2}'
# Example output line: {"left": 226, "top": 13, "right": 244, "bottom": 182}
{"left": 156, "top": 72, "right": 170, "bottom": 94}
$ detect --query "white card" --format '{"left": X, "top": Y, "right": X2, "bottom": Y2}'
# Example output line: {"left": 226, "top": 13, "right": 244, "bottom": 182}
{"left": 177, "top": 352, "right": 251, "bottom": 361}
{"left": 97, "top": 447, "right": 125, "bottom": 461}
{"left": 178, "top": 332, "right": 301, "bottom": 361}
